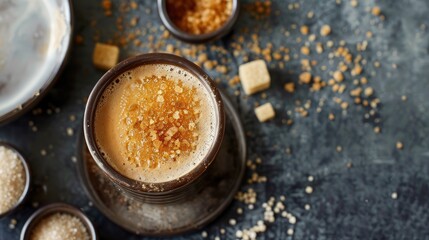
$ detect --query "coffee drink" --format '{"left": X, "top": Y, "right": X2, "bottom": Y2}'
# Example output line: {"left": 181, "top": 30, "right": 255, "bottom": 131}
{"left": 94, "top": 64, "right": 217, "bottom": 183}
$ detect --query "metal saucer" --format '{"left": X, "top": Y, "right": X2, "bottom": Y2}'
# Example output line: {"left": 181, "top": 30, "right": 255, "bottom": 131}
{"left": 77, "top": 92, "right": 246, "bottom": 236}
{"left": 0, "top": 0, "right": 73, "bottom": 124}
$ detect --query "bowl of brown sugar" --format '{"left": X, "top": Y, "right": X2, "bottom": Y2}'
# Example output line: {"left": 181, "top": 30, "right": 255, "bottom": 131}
{"left": 157, "top": 0, "right": 239, "bottom": 43}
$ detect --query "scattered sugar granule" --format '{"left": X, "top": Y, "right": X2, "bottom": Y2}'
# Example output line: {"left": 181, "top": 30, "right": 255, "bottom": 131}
{"left": 284, "top": 82, "right": 295, "bottom": 93}
{"left": 301, "top": 46, "right": 310, "bottom": 55}
{"left": 289, "top": 216, "right": 297, "bottom": 224}
{"left": 69, "top": 115, "right": 76, "bottom": 122}
{"left": 0, "top": 146, "right": 26, "bottom": 215}
{"left": 299, "top": 72, "right": 312, "bottom": 84}
{"left": 304, "top": 204, "right": 311, "bottom": 210}
{"left": 372, "top": 6, "right": 381, "bottom": 16}
{"left": 30, "top": 213, "right": 90, "bottom": 240}
{"left": 396, "top": 141, "right": 403, "bottom": 150}
{"left": 374, "top": 126, "right": 381, "bottom": 134}
{"left": 9, "top": 219, "right": 17, "bottom": 229}
{"left": 316, "top": 43, "right": 324, "bottom": 53}
{"left": 300, "top": 25, "right": 309, "bottom": 35}
{"left": 320, "top": 25, "right": 331, "bottom": 36}
{"left": 66, "top": 128, "right": 74, "bottom": 136}
{"left": 255, "top": 103, "right": 275, "bottom": 122}
{"left": 364, "top": 87, "right": 374, "bottom": 96}
{"left": 239, "top": 60, "right": 271, "bottom": 95}
{"left": 305, "top": 186, "right": 313, "bottom": 194}
{"left": 336, "top": 145, "right": 343, "bottom": 152}
{"left": 229, "top": 218, "right": 237, "bottom": 226}
{"left": 333, "top": 71, "right": 344, "bottom": 82}
{"left": 40, "top": 149, "right": 47, "bottom": 156}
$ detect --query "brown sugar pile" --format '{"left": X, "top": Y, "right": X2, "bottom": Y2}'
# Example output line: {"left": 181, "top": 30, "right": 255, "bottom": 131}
{"left": 166, "top": 0, "right": 233, "bottom": 35}
{"left": 30, "top": 213, "right": 90, "bottom": 240}
{"left": 120, "top": 76, "right": 201, "bottom": 169}
{"left": 0, "top": 146, "right": 26, "bottom": 214}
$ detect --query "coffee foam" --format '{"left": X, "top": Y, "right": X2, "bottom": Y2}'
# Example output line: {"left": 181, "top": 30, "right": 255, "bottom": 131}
{"left": 94, "top": 64, "right": 218, "bottom": 183}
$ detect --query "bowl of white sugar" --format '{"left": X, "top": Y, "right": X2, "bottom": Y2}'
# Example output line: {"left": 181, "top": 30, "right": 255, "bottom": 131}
{"left": 0, "top": 143, "right": 30, "bottom": 218}
{"left": 20, "top": 203, "right": 98, "bottom": 240}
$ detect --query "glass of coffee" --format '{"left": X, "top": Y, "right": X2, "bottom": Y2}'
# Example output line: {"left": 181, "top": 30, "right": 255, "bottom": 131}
{"left": 84, "top": 53, "right": 225, "bottom": 202}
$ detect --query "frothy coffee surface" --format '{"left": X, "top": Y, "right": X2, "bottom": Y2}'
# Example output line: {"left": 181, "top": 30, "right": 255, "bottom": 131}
{"left": 94, "top": 64, "right": 217, "bottom": 183}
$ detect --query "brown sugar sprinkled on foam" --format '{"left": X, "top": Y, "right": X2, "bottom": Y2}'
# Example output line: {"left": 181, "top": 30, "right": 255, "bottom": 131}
{"left": 119, "top": 75, "right": 201, "bottom": 169}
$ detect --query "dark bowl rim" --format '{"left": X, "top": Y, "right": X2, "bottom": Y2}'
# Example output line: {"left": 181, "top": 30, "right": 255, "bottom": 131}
{"left": 0, "top": 142, "right": 31, "bottom": 218}
{"left": 157, "top": 0, "right": 240, "bottom": 43}
{"left": 20, "top": 202, "right": 98, "bottom": 240}
{"left": 83, "top": 53, "right": 225, "bottom": 193}
{"left": 0, "top": 0, "right": 74, "bottom": 125}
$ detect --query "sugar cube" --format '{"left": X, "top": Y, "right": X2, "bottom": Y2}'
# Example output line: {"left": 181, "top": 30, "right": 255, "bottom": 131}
{"left": 239, "top": 60, "right": 271, "bottom": 95}
{"left": 93, "top": 43, "right": 119, "bottom": 70}
{"left": 255, "top": 103, "right": 275, "bottom": 122}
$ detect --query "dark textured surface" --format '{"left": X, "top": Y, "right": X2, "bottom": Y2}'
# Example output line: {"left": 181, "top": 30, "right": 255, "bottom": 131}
{"left": 1, "top": 0, "right": 429, "bottom": 239}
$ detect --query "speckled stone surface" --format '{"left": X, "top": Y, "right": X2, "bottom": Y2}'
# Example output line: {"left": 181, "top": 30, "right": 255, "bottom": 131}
{"left": 1, "top": 0, "right": 429, "bottom": 239}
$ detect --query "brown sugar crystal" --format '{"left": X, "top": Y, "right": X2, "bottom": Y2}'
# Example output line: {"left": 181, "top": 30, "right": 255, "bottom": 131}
{"left": 166, "top": 0, "right": 233, "bottom": 35}
{"left": 284, "top": 82, "right": 295, "bottom": 93}
{"left": 0, "top": 146, "right": 26, "bottom": 215}
{"left": 372, "top": 6, "right": 381, "bottom": 16}
{"left": 120, "top": 76, "right": 201, "bottom": 169}
{"left": 299, "top": 72, "right": 312, "bottom": 84}
{"left": 30, "top": 213, "right": 90, "bottom": 240}
{"left": 320, "top": 25, "right": 331, "bottom": 36}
